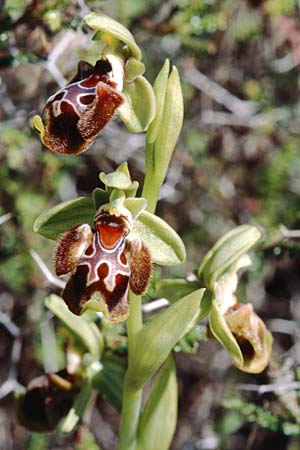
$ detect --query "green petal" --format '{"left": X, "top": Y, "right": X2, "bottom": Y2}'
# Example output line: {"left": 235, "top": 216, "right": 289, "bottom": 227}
{"left": 198, "top": 225, "right": 262, "bottom": 290}
{"left": 126, "top": 289, "right": 205, "bottom": 390}
{"left": 125, "top": 57, "right": 145, "bottom": 82}
{"left": 84, "top": 12, "right": 142, "bottom": 60}
{"left": 132, "top": 210, "right": 186, "bottom": 266}
{"left": 34, "top": 197, "right": 95, "bottom": 240}
{"left": 209, "top": 299, "right": 243, "bottom": 366}
{"left": 137, "top": 355, "right": 177, "bottom": 450}
{"left": 118, "top": 75, "right": 156, "bottom": 133}
{"left": 124, "top": 197, "right": 147, "bottom": 219}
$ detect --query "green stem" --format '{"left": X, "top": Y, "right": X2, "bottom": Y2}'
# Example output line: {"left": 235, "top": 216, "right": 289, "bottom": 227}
{"left": 142, "top": 174, "right": 161, "bottom": 215}
{"left": 118, "top": 293, "right": 143, "bottom": 450}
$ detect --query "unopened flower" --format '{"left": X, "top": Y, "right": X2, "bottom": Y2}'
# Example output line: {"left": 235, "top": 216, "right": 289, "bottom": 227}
{"left": 54, "top": 203, "right": 152, "bottom": 322}
{"left": 33, "top": 56, "right": 124, "bottom": 155}
{"left": 213, "top": 269, "right": 272, "bottom": 374}
{"left": 224, "top": 302, "right": 271, "bottom": 373}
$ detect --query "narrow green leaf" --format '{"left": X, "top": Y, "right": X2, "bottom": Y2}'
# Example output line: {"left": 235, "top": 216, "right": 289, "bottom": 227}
{"left": 155, "top": 278, "right": 199, "bottom": 303}
{"left": 137, "top": 355, "right": 177, "bottom": 450}
{"left": 126, "top": 289, "right": 205, "bottom": 390}
{"left": 198, "top": 225, "right": 261, "bottom": 289}
{"left": 131, "top": 210, "right": 186, "bottom": 266}
{"left": 34, "top": 197, "right": 94, "bottom": 240}
{"left": 125, "top": 57, "right": 145, "bottom": 82}
{"left": 45, "top": 295, "right": 103, "bottom": 358}
{"left": 118, "top": 76, "right": 156, "bottom": 133}
{"left": 209, "top": 299, "right": 243, "bottom": 366}
{"left": 146, "top": 59, "right": 170, "bottom": 144}
{"left": 92, "top": 356, "right": 126, "bottom": 413}
{"left": 84, "top": 13, "right": 142, "bottom": 60}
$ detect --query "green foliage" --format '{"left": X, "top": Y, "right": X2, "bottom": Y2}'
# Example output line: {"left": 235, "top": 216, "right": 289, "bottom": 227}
{"left": 137, "top": 355, "right": 177, "bottom": 450}
{"left": 222, "top": 398, "right": 300, "bottom": 436}
{"left": 126, "top": 289, "right": 205, "bottom": 390}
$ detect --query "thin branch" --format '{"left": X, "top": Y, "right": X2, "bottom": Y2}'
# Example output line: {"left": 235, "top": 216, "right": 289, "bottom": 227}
{"left": 30, "top": 249, "right": 66, "bottom": 289}
{"left": 184, "top": 66, "right": 257, "bottom": 118}
{"left": 280, "top": 224, "right": 300, "bottom": 239}
{"left": 237, "top": 381, "right": 300, "bottom": 395}
{"left": 142, "top": 298, "right": 170, "bottom": 314}
{"left": 0, "top": 212, "right": 13, "bottom": 226}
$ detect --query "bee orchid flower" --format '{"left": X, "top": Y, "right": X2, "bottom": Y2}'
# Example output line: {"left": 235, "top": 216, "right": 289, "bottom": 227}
{"left": 33, "top": 56, "right": 124, "bottom": 155}
{"left": 54, "top": 203, "right": 152, "bottom": 322}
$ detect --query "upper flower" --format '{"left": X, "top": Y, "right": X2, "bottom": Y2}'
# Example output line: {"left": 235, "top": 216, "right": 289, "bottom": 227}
{"left": 33, "top": 56, "right": 124, "bottom": 155}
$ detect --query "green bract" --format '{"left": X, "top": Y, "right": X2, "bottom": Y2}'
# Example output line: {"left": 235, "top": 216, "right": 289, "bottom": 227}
{"left": 84, "top": 13, "right": 142, "bottom": 60}
{"left": 143, "top": 64, "right": 184, "bottom": 213}
{"left": 137, "top": 355, "right": 177, "bottom": 450}
{"left": 198, "top": 225, "right": 262, "bottom": 290}
{"left": 155, "top": 278, "right": 200, "bottom": 303}
{"left": 126, "top": 289, "right": 205, "bottom": 390}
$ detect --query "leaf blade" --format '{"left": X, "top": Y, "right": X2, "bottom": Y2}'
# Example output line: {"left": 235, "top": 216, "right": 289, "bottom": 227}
{"left": 126, "top": 289, "right": 205, "bottom": 390}
{"left": 137, "top": 355, "right": 177, "bottom": 450}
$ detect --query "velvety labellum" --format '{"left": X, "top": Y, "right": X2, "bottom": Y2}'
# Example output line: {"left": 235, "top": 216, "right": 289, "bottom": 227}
{"left": 36, "top": 59, "right": 124, "bottom": 155}
{"left": 54, "top": 207, "right": 152, "bottom": 322}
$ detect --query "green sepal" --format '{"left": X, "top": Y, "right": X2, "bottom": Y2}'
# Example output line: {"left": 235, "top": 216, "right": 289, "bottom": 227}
{"left": 126, "top": 288, "right": 205, "bottom": 390}
{"left": 118, "top": 75, "right": 156, "bottom": 133}
{"left": 84, "top": 12, "right": 142, "bottom": 60}
{"left": 45, "top": 295, "right": 103, "bottom": 358}
{"left": 132, "top": 210, "right": 186, "bottom": 266}
{"left": 137, "top": 355, "right": 177, "bottom": 450}
{"left": 125, "top": 57, "right": 145, "bottom": 82}
{"left": 92, "top": 356, "right": 126, "bottom": 414}
{"left": 92, "top": 188, "right": 110, "bottom": 210}
{"left": 146, "top": 59, "right": 170, "bottom": 144}
{"left": 155, "top": 278, "right": 199, "bottom": 303}
{"left": 198, "top": 225, "right": 262, "bottom": 290}
{"left": 34, "top": 197, "right": 94, "bottom": 240}
{"left": 209, "top": 299, "right": 244, "bottom": 366}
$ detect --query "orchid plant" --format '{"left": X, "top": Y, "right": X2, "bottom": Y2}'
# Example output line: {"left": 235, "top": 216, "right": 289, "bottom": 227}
{"left": 16, "top": 13, "right": 272, "bottom": 450}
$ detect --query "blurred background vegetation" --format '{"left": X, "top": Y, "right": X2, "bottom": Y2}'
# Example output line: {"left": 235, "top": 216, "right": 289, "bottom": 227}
{"left": 1, "top": 0, "right": 300, "bottom": 449}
